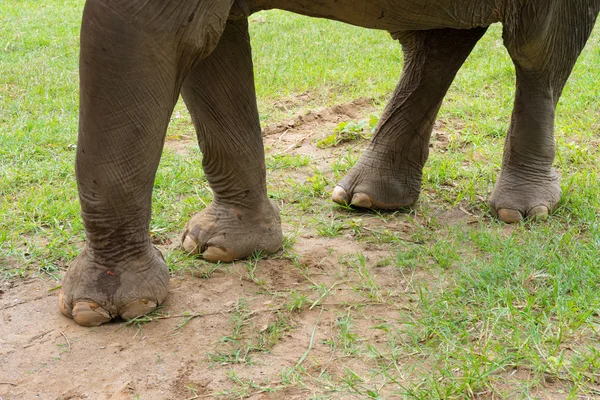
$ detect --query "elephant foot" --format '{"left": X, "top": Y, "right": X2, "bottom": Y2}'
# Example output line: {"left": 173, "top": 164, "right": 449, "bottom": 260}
{"left": 59, "top": 246, "right": 170, "bottom": 327}
{"left": 181, "top": 200, "right": 283, "bottom": 262}
{"left": 332, "top": 158, "right": 421, "bottom": 210}
{"left": 489, "top": 166, "right": 561, "bottom": 223}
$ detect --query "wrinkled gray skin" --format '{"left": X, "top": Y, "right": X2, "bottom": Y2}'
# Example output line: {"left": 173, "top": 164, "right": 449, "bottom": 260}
{"left": 60, "top": 0, "right": 600, "bottom": 326}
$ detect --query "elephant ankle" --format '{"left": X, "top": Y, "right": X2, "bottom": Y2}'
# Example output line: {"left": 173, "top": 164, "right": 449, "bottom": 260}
{"left": 84, "top": 236, "right": 156, "bottom": 267}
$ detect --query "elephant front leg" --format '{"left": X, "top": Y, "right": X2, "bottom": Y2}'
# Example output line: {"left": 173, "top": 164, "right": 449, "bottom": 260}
{"left": 332, "top": 27, "right": 487, "bottom": 209}
{"left": 60, "top": 1, "right": 186, "bottom": 326}
{"left": 180, "top": 18, "right": 282, "bottom": 262}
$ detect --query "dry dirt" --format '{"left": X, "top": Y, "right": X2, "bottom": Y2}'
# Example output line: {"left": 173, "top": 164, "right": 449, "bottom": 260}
{"left": 0, "top": 99, "right": 564, "bottom": 399}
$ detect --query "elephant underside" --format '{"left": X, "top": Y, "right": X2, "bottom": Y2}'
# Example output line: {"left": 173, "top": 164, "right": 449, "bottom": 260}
{"left": 249, "top": 0, "right": 502, "bottom": 31}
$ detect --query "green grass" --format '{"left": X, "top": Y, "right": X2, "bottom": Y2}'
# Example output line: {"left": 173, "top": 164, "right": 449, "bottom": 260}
{"left": 2, "top": 0, "right": 600, "bottom": 398}
{"left": 208, "top": 298, "right": 293, "bottom": 366}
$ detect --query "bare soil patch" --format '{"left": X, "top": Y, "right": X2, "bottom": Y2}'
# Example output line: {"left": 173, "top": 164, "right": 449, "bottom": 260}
{"left": 0, "top": 99, "right": 569, "bottom": 399}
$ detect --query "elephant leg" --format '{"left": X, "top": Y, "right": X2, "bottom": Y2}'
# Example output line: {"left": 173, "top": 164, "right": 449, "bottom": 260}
{"left": 180, "top": 18, "right": 283, "bottom": 263}
{"left": 332, "top": 27, "right": 487, "bottom": 209}
{"left": 489, "top": 4, "right": 598, "bottom": 223}
{"left": 60, "top": 0, "right": 231, "bottom": 326}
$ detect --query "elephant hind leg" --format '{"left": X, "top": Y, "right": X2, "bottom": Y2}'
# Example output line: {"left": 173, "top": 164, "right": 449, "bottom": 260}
{"left": 489, "top": 3, "right": 599, "bottom": 222}
{"left": 332, "top": 27, "right": 487, "bottom": 210}
{"left": 61, "top": 0, "right": 233, "bottom": 326}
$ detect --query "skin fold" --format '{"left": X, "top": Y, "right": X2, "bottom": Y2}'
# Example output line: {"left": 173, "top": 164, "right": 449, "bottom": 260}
{"left": 59, "top": 0, "right": 600, "bottom": 326}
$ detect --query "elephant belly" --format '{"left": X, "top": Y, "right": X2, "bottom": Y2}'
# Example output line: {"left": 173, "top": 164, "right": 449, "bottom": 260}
{"left": 256, "top": 0, "right": 502, "bottom": 31}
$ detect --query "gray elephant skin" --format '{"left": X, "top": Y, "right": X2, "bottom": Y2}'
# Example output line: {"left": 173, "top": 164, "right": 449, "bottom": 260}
{"left": 58, "top": 0, "right": 600, "bottom": 326}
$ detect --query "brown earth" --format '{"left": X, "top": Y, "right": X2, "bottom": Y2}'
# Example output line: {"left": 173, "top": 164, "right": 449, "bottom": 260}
{"left": 0, "top": 100, "right": 569, "bottom": 399}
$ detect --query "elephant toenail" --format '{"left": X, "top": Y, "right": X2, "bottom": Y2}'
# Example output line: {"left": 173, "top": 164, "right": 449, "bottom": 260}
{"left": 351, "top": 193, "right": 373, "bottom": 209}
{"left": 332, "top": 186, "right": 350, "bottom": 205}
{"left": 183, "top": 235, "right": 200, "bottom": 254}
{"left": 59, "top": 291, "right": 72, "bottom": 318}
{"left": 497, "top": 209, "right": 523, "bottom": 224}
{"left": 203, "top": 246, "right": 234, "bottom": 263}
{"left": 72, "top": 301, "right": 111, "bottom": 327}
{"left": 120, "top": 299, "right": 157, "bottom": 320}
{"left": 527, "top": 205, "right": 549, "bottom": 220}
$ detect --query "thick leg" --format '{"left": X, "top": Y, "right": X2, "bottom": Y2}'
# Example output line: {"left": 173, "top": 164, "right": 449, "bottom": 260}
{"left": 332, "top": 27, "right": 487, "bottom": 209}
{"left": 489, "top": 2, "right": 599, "bottom": 223}
{"left": 180, "top": 18, "right": 282, "bottom": 262}
{"left": 60, "top": 0, "right": 231, "bottom": 326}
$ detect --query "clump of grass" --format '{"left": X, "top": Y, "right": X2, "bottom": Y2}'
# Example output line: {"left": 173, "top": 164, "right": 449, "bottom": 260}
{"left": 343, "top": 253, "right": 383, "bottom": 302}
{"left": 285, "top": 290, "right": 310, "bottom": 312}
{"left": 314, "top": 216, "right": 344, "bottom": 237}
{"left": 208, "top": 298, "right": 294, "bottom": 366}
{"left": 266, "top": 154, "right": 311, "bottom": 170}
{"left": 316, "top": 115, "right": 379, "bottom": 148}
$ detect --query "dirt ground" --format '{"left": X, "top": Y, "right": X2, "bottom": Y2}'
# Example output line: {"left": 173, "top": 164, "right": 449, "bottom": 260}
{"left": 0, "top": 100, "right": 565, "bottom": 399}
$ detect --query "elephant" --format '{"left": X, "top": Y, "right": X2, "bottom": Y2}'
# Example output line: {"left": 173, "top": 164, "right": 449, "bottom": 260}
{"left": 59, "top": 0, "right": 600, "bottom": 326}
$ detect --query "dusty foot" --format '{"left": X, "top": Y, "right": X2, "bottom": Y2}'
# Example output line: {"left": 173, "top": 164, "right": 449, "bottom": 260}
{"left": 489, "top": 167, "right": 561, "bottom": 223}
{"left": 331, "top": 155, "right": 422, "bottom": 210}
{"left": 59, "top": 246, "right": 169, "bottom": 327}
{"left": 181, "top": 200, "right": 282, "bottom": 262}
